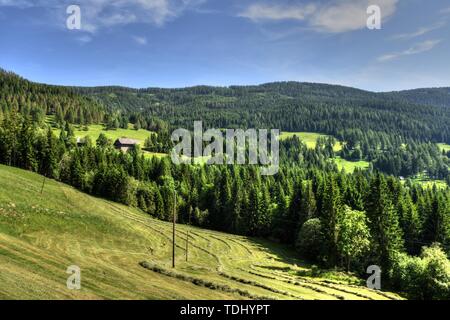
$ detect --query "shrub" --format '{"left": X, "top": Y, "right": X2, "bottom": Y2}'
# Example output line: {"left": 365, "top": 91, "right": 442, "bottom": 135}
{"left": 296, "top": 218, "right": 325, "bottom": 263}
{"left": 391, "top": 243, "right": 450, "bottom": 300}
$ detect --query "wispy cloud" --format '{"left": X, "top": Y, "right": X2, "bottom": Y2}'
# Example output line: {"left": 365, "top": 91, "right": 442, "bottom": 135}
{"left": 132, "top": 35, "right": 148, "bottom": 45}
{"left": 238, "top": 0, "right": 398, "bottom": 33}
{"left": 76, "top": 35, "right": 93, "bottom": 44}
{"left": 239, "top": 3, "right": 316, "bottom": 22}
{"left": 0, "top": 0, "right": 206, "bottom": 32}
{"left": 0, "top": 0, "right": 33, "bottom": 8}
{"left": 391, "top": 21, "right": 446, "bottom": 40}
{"left": 440, "top": 7, "right": 450, "bottom": 14}
{"left": 377, "top": 39, "right": 442, "bottom": 62}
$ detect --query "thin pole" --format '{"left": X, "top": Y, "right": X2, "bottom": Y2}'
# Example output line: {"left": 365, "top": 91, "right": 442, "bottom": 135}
{"left": 186, "top": 207, "right": 191, "bottom": 262}
{"left": 40, "top": 176, "right": 46, "bottom": 195}
{"left": 185, "top": 230, "right": 189, "bottom": 262}
{"left": 172, "top": 189, "right": 176, "bottom": 268}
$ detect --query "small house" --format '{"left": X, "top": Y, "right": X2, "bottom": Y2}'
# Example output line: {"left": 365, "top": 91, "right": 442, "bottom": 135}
{"left": 114, "top": 138, "right": 138, "bottom": 152}
{"left": 76, "top": 137, "right": 86, "bottom": 147}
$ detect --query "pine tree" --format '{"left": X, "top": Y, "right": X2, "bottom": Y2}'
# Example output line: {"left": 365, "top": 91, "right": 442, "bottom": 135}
{"left": 398, "top": 193, "right": 421, "bottom": 255}
{"left": 41, "top": 128, "right": 58, "bottom": 178}
{"left": 18, "top": 117, "right": 37, "bottom": 171}
{"left": 365, "top": 173, "right": 404, "bottom": 272}
{"left": 321, "top": 175, "right": 343, "bottom": 267}
{"left": 422, "top": 194, "right": 450, "bottom": 247}
{"left": 299, "top": 181, "right": 317, "bottom": 226}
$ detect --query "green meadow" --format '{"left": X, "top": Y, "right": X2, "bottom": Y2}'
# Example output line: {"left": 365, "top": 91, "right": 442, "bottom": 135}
{"left": 49, "top": 118, "right": 154, "bottom": 145}
{"left": 0, "top": 165, "right": 402, "bottom": 300}
{"left": 279, "top": 132, "right": 342, "bottom": 152}
{"left": 280, "top": 132, "right": 368, "bottom": 173}
{"left": 334, "top": 157, "right": 370, "bottom": 173}
{"left": 437, "top": 143, "right": 450, "bottom": 153}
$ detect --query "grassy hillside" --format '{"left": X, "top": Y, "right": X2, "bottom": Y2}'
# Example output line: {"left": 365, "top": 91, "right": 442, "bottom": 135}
{"left": 438, "top": 143, "right": 450, "bottom": 153}
{"left": 279, "top": 132, "right": 342, "bottom": 152}
{"left": 52, "top": 123, "right": 154, "bottom": 145}
{"left": 0, "top": 165, "right": 402, "bottom": 300}
{"left": 280, "top": 132, "right": 369, "bottom": 173}
{"left": 334, "top": 157, "right": 370, "bottom": 173}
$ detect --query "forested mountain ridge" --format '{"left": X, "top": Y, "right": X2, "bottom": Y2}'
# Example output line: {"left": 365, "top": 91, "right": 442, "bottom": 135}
{"left": 76, "top": 80, "right": 450, "bottom": 144}
{"left": 383, "top": 88, "right": 450, "bottom": 109}
{"left": 0, "top": 69, "right": 105, "bottom": 125}
{"left": 2, "top": 68, "right": 450, "bottom": 143}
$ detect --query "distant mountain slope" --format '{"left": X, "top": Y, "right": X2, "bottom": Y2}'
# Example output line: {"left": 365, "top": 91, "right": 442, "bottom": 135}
{"left": 383, "top": 88, "right": 450, "bottom": 108}
{"left": 0, "top": 165, "right": 402, "bottom": 300}
{"left": 76, "top": 81, "right": 450, "bottom": 143}
{"left": 2, "top": 68, "right": 450, "bottom": 143}
{"left": 0, "top": 69, "right": 104, "bottom": 124}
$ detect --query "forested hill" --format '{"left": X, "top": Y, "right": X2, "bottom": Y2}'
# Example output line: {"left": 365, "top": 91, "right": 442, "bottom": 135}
{"left": 76, "top": 81, "right": 450, "bottom": 144}
{"left": 2, "top": 69, "right": 450, "bottom": 143}
{"left": 383, "top": 88, "right": 450, "bottom": 109}
{"left": 0, "top": 69, "right": 105, "bottom": 124}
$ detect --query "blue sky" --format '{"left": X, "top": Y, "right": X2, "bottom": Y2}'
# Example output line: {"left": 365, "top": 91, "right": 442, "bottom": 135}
{"left": 0, "top": 0, "right": 449, "bottom": 91}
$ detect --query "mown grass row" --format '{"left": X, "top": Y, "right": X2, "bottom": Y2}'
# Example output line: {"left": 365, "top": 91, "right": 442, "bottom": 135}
{"left": 139, "top": 261, "right": 274, "bottom": 300}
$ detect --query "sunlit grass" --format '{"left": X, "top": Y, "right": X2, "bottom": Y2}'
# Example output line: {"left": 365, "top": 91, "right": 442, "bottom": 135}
{"left": 48, "top": 116, "right": 154, "bottom": 145}
{"left": 0, "top": 165, "right": 402, "bottom": 300}
{"left": 437, "top": 143, "right": 450, "bottom": 153}
{"left": 333, "top": 157, "right": 370, "bottom": 173}
{"left": 279, "top": 132, "right": 342, "bottom": 152}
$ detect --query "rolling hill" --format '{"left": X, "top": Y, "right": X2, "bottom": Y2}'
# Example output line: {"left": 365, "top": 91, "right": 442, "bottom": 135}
{"left": 383, "top": 87, "right": 450, "bottom": 108}
{"left": 0, "top": 165, "right": 402, "bottom": 300}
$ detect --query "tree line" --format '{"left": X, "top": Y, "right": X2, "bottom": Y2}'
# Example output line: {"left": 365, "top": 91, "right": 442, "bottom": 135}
{"left": 0, "top": 69, "right": 104, "bottom": 126}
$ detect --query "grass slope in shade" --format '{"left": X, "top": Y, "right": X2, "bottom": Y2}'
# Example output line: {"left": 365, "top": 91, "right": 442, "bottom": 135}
{"left": 0, "top": 165, "right": 403, "bottom": 300}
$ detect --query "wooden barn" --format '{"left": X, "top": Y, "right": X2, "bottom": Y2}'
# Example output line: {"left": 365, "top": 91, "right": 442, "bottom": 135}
{"left": 114, "top": 138, "right": 138, "bottom": 152}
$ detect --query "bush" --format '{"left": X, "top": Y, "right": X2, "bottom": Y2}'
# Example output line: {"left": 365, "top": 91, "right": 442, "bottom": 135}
{"left": 296, "top": 218, "right": 325, "bottom": 263}
{"left": 391, "top": 243, "right": 450, "bottom": 300}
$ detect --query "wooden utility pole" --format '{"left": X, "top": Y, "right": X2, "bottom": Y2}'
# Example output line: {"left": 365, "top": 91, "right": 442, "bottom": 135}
{"left": 185, "top": 229, "right": 189, "bottom": 262}
{"left": 172, "top": 188, "right": 177, "bottom": 268}
{"left": 186, "top": 207, "right": 191, "bottom": 262}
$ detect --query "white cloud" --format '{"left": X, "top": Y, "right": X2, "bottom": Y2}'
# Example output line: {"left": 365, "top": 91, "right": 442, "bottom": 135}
{"left": 377, "top": 39, "right": 442, "bottom": 62}
{"left": 0, "top": 0, "right": 205, "bottom": 32}
{"left": 239, "top": 3, "right": 316, "bottom": 22}
{"left": 132, "top": 35, "right": 148, "bottom": 45}
{"left": 239, "top": 0, "right": 398, "bottom": 33}
{"left": 391, "top": 21, "right": 446, "bottom": 40}
{"left": 311, "top": 0, "right": 398, "bottom": 33}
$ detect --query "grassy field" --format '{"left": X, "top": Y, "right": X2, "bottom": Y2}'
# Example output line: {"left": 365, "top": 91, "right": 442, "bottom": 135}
{"left": 408, "top": 177, "right": 448, "bottom": 189}
{"left": 437, "top": 143, "right": 450, "bottom": 153}
{"left": 280, "top": 132, "right": 342, "bottom": 152}
{"left": 143, "top": 151, "right": 169, "bottom": 159}
{"left": 51, "top": 122, "right": 154, "bottom": 145}
{"left": 0, "top": 165, "right": 402, "bottom": 300}
{"left": 334, "top": 157, "right": 370, "bottom": 173}
{"left": 53, "top": 121, "right": 165, "bottom": 159}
